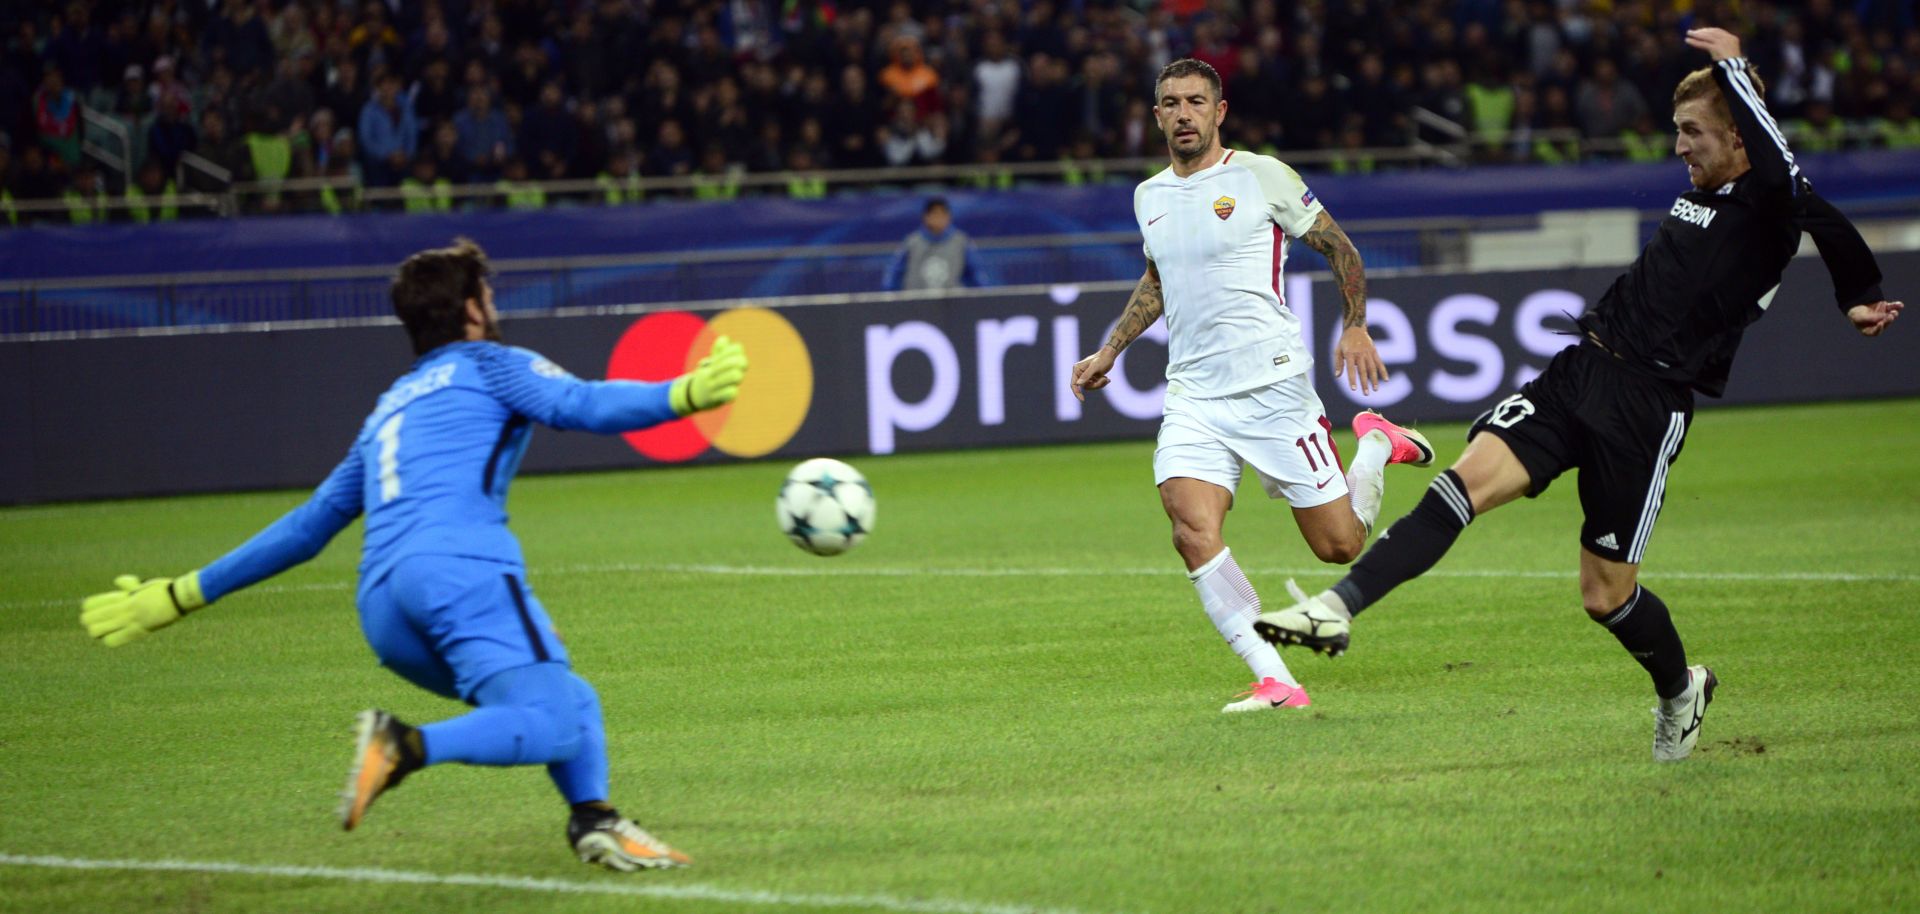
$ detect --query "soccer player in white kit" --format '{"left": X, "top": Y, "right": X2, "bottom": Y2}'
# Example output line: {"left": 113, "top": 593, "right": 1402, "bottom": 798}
{"left": 1070, "top": 59, "right": 1434, "bottom": 713}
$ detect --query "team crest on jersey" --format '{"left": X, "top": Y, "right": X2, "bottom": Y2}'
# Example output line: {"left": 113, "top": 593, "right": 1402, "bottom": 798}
{"left": 1213, "top": 196, "right": 1236, "bottom": 220}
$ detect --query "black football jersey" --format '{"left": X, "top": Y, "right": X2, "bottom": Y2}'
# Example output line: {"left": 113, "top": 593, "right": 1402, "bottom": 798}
{"left": 1577, "top": 58, "right": 1885, "bottom": 397}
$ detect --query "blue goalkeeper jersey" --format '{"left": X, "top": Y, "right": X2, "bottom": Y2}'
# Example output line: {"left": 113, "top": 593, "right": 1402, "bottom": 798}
{"left": 196, "top": 341, "right": 679, "bottom": 602}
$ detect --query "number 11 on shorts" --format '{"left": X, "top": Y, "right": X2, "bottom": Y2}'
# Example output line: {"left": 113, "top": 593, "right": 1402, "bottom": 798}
{"left": 1295, "top": 432, "right": 1333, "bottom": 472}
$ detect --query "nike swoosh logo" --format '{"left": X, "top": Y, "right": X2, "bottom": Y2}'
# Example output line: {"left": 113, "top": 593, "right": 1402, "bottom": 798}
{"left": 1148, "top": 213, "right": 1168, "bottom": 225}
{"left": 1314, "top": 475, "right": 1337, "bottom": 489}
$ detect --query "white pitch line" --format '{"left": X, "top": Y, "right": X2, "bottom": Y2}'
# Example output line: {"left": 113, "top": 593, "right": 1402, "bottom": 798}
{"left": 615, "top": 563, "right": 1920, "bottom": 584}
{"left": 7, "top": 562, "right": 1915, "bottom": 613}
{"left": 0, "top": 853, "right": 1111, "bottom": 914}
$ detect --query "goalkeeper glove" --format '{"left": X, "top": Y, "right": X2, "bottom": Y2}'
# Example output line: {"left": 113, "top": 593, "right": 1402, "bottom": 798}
{"left": 669, "top": 335, "right": 749, "bottom": 416}
{"left": 80, "top": 572, "right": 207, "bottom": 647}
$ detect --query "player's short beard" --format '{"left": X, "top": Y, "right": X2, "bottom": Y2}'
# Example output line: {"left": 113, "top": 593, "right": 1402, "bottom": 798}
{"left": 481, "top": 316, "right": 503, "bottom": 342}
{"left": 1168, "top": 121, "right": 1212, "bottom": 164}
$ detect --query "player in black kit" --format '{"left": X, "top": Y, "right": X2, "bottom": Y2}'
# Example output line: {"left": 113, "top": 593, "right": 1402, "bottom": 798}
{"left": 1250, "top": 28, "right": 1904, "bottom": 761}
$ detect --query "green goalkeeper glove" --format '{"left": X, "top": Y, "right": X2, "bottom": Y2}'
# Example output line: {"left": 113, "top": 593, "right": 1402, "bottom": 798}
{"left": 668, "top": 335, "right": 749, "bottom": 416}
{"left": 80, "top": 572, "right": 207, "bottom": 647}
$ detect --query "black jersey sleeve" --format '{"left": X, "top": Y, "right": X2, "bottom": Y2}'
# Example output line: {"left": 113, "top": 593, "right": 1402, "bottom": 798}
{"left": 1795, "top": 191, "right": 1887, "bottom": 311}
{"left": 1713, "top": 57, "right": 1800, "bottom": 199}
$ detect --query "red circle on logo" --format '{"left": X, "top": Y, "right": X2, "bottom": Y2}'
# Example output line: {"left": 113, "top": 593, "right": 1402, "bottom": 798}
{"left": 605, "top": 310, "right": 708, "bottom": 462}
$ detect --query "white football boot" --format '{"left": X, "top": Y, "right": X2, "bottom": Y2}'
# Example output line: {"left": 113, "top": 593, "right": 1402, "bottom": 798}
{"left": 1253, "top": 580, "right": 1353, "bottom": 657}
{"left": 1651, "top": 665, "right": 1718, "bottom": 762}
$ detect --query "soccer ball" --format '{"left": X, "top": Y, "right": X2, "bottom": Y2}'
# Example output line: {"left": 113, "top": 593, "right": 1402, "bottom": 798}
{"left": 777, "top": 458, "right": 875, "bottom": 556}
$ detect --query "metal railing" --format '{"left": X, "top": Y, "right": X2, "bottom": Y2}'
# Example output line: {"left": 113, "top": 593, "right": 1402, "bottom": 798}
{"left": 79, "top": 107, "right": 132, "bottom": 182}
{"left": 8, "top": 118, "right": 1913, "bottom": 224}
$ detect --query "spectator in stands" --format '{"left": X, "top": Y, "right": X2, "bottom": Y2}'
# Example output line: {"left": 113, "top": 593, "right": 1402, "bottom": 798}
{"left": 1347, "top": 52, "right": 1408, "bottom": 146}
{"left": 1417, "top": 59, "right": 1470, "bottom": 145}
{"left": 572, "top": 99, "right": 608, "bottom": 179}
{"left": 1280, "top": 74, "right": 1338, "bottom": 152}
{"left": 1012, "top": 54, "right": 1073, "bottom": 161}
{"left": 115, "top": 64, "right": 153, "bottom": 120}
{"left": 9, "top": 143, "right": 60, "bottom": 204}
{"left": 790, "top": 116, "right": 832, "bottom": 169}
{"left": 147, "top": 56, "right": 192, "bottom": 122}
{"left": 321, "top": 57, "right": 369, "bottom": 127}
{"left": 406, "top": 18, "right": 459, "bottom": 84}
{"left": 33, "top": 66, "right": 81, "bottom": 168}
{"left": 1873, "top": 91, "right": 1920, "bottom": 148}
{"left": 269, "top": 2, "right": 318, "bottom": 63}
{"left": 688, "top": 77, "right": 745, "bottom": 164}
{"left": 3, "top": 0, "right": 1916, "bottom": 220}
{"left": 188, "top": 108, "right": 252, "bottom": 190}
{"left": 307, "top": 107, "right": 340, "bottom": 172}
{"left": 454, "top": 85, "right": 513, "bottom": 181}
{"left": 358, "top": 71, "right": 417, "bottom": 187}
{"left": 501, "top": 41, "right": 550, "bottom": 112}
{"left": 521, "top": 80, "right": 577, "bottom": 181}
{"left": 424, "top": 119, "right": 472, "bottom": 186}
{"left": 1788, "top": 99, "right": 1849, "bottom": 152}
{"left": 410, "top": 57, "right": 463, "bottom": 133}
{"left": 43, "top": 3, "right": 106, "bottom": 92}
{"left": 646, "top": 119, "right": 693, "bottom": 178}
{"left": 827, "top": 65, "right": 883, "bottom": 169}
{"left": 201, "top": 1, "right": 270, "bottom": 84}
{"left": 879, "top": 37, "right": 940, "bottom": 113}
{"left": 879, "top": 99, "right": 947, "bottom": 167}
{"left": 259, "top": 54, "right": 318, "bottom": 133}
{"left": 347, "top": 1, "right": 404, "bottom": 75}
{"left": 882, "top": 197, "right": 986, "bottom": 292}
{"left": 469, "top": 15, "right": 510, "bottom": 76}
{"left": 1575, "top": 58, "right": 1648, "bottom": 140}
{"left": 147, "top": 97, "right": 197, "bottom": 176}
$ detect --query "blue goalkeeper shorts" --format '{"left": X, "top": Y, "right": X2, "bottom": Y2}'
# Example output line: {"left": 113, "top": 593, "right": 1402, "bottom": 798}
{"left": 356, "top": 555, "right": 570, "bottom": 702}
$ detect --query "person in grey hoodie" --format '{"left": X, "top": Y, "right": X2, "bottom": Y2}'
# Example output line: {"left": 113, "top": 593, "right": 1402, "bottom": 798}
{"left": 882, "top": 197, "right": 988, "bottom": 291}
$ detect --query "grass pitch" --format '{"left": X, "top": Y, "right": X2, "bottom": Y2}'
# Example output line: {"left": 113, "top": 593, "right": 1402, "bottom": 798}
{"left": 3, "top": 399, "right": 1918, "bottom": 914}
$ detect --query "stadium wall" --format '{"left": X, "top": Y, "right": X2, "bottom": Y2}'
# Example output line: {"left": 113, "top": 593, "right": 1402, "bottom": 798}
{"left": 4, "top": 253, "right": 1916, "bottom": 504}
{"left": 5, "top": 151, "right": 1917, "bottom": 282}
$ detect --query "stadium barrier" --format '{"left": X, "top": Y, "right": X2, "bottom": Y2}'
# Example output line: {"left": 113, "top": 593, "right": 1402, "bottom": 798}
{"left": 6, "top": 252, "right": 1915, "bottom": 505}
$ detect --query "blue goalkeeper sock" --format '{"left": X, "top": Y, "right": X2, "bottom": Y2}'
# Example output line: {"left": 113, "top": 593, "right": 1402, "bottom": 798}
{"left": 420, "top": 662, "right": 584, "bottom": 767}
{"left": 546, "top": 672, "right": 611, "bottom": 805}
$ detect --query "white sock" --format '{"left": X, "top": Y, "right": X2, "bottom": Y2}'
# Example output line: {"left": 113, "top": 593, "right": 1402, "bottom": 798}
{"left": 1189, "top": 548, "right": 1297, "bottom": 686}
{"left": 1346, "top": 430, "right": 1393, "bottom": 533}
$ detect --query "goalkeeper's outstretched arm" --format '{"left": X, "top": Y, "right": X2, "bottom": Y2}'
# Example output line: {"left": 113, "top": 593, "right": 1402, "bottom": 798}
{"left": 80, "top": 450, "right": 364, "bottom": 647}
{"left": 476, "top": 337, "right": 748, "bottom": 433}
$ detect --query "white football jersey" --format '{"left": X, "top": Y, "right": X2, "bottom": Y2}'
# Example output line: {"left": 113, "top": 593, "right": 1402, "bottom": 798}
{"left": 1134, "top": 149, "right": 1325, "bottom": 398}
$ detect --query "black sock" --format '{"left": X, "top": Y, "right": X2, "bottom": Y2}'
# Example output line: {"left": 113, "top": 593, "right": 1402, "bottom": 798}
{"left": 570, "top": 800, "right": 616, "bottom": 820}
{"left": 1595, "top": 585, "right": 1690, "bottom": 700}
{"left": 1333, "top": 470, "right": 1475, "bottom": 616}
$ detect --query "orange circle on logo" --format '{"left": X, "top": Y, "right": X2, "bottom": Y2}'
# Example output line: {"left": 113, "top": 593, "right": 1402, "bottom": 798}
{"left": 688, "top": 307, "right": 814, "bottom": 458}
{"left": 605, "top": 307, "right": 813, "bottom": 462}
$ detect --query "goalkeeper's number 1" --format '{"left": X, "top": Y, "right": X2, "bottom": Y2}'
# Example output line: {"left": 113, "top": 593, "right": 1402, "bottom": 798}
{"left": 377, "top": 412, "right": 404, "bottom": 502}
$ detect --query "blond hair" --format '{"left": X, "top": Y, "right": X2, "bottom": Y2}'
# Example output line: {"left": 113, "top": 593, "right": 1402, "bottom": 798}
{"left": 1673, "top": 63, "right": 1768, "bottom": 127}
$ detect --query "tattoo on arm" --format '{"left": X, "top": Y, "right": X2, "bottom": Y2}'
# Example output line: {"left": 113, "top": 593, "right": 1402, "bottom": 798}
{"left": 1299, "top": 211, "right": 1368, "bottom": 329}
{"left": 1105, "top": 265, "right": 1164, "bottom": 352}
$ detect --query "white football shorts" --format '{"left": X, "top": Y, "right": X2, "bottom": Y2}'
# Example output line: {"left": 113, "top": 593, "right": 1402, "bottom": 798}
{"left": 1153, "top": 373, "right": 1349, "bottom": 509}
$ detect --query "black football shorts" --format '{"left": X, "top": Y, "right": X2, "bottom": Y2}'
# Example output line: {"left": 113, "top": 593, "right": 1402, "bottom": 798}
{"left": 1468, "top": 342, "right": 1694, "bottom": 564}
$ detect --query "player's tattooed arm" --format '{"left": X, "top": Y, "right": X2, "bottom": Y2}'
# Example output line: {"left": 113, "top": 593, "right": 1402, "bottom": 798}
{"left": 1298, "top": 210, "right": 1367, "bottom": 329}
{"left": 1299, "top": 210, "right": 1390, "bottom": 394}
{"left": 1104, "top": 262, "right": 1164, "bottom": 353}
{"left": 1072, "top": 263, "right": 1161, "bottom": 401}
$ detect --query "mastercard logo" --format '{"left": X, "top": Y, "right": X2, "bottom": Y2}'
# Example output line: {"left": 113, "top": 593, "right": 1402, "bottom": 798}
{"left": 605, "top": 306, "right": 813, "bottom": 462}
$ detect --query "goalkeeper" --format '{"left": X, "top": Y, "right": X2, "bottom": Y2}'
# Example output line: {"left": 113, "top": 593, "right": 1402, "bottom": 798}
{"left": 79, "top": 238, "right": 745, "bottom": 870}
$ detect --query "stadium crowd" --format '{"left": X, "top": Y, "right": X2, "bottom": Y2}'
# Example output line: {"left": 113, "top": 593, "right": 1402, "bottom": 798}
{"left": 1, "top": 0, "right": 1916, "bottom": 220}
